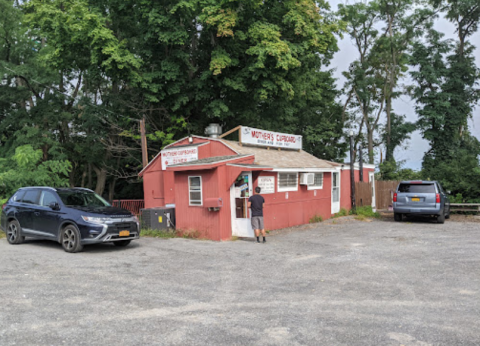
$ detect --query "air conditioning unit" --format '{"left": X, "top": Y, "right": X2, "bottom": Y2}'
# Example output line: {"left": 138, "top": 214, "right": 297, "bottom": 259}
{"left": 300, "top": 173, "right": 315, "bottom": 185}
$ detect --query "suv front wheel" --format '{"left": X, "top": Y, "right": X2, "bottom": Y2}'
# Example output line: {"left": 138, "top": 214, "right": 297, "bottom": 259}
{"left": 62, "top": 224, "right": 84, "bottom": 253}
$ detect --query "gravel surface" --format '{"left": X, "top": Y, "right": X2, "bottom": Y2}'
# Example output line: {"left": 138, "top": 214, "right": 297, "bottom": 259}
{"left": 1, "top": 218, "right": 479, "bottom": 346}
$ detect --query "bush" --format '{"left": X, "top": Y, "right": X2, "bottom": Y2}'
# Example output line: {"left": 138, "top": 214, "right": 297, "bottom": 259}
{"left": 354, "top": 206, "right": 380, "bottom": 218}
{"left": 332, "top": 208, "right": 349, "bottom": 218}
{"left": 309, "top": 214, "right": 323, "bottom": 223}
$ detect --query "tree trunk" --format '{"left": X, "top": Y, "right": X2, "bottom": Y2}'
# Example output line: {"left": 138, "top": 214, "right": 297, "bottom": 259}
{"left": 385, "top": 95, "right": 393, "bottom": 161}
{"left": 367, "top": 128, "right": 374, "bottom": 164}
{"left": 108, "top": 178, "right": 117, "bottom": 203}
{"left": 81, "top": 166, "right": 87, "bottom": 187}
{"left": 69, "top": 163, "right": 76, "bottom": 188}
{"left": 92, "top": 165, "right": 107, "bottom": 197}
{"left": 88, "top": 163, "right": 92, "bottom": 189}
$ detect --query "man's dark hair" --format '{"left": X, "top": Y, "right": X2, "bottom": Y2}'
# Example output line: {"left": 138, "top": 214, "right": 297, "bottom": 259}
{"left": 255, "top": 186, "right": 261, "bottom": 193}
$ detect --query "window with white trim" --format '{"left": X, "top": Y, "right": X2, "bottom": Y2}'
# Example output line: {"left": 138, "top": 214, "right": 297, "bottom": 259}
{"left": 188, "top": 176, "right": 202, "bottom": 206}
{"left": 308, "top": 173, "right": 324, "bottom": 190}
{"left": 277, "top": 173, "right": 298, "bottom": 192}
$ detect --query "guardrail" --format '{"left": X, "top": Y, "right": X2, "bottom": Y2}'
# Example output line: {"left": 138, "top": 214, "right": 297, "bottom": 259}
{"left": 450, "top": 203, "right": 480, "bottom": 213}
{"left": 112, "top": 199, "right": 145, "bottom": 216}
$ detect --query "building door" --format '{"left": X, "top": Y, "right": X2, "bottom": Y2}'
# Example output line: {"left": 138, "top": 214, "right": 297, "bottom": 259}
{"left": 331, "top": 172, "right": 340, "bottom": 214}
{"left": 230, "top": 172, "right": 254, "bottom": 238}
{"left": 369, "top": 171, "right": 376, "bottom": 211}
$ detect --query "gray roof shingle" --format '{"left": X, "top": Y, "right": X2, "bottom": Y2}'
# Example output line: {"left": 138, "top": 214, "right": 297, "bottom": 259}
{"left": 221, "top": 140, "right": 335, "bottom": 169}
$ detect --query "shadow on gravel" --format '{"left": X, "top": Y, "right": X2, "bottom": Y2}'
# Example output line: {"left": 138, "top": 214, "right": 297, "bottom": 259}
{"left": 19, "top": 238, "right": 141, "bottom": 253}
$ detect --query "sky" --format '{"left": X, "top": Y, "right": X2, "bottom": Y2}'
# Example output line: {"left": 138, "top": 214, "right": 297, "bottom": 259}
{"left": 327, "top": 0, "right": 480, "bottom": 170}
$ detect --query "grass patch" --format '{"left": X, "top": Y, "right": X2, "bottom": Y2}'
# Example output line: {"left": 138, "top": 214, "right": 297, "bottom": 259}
{"left": 309, "top": 214, "right": 323, "bottom": 223}
{"left": 332, "top": 208, "right": 349, "bottom": 218}
{"left": 354, "top": 215, "right": 367, "bottom": 221}
{"left": 140, "top": 228, "right": 176, "bottom": 239}
{"left": 353, "top": 206, "right": 381, "bottom": 218}
{"left": 0, "top": 231, "right": 5, "bottom": 239}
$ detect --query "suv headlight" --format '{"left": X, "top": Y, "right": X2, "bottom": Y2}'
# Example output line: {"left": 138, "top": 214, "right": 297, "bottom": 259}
{"left": 82, "top": 216, "right": 111, "bottom": 224}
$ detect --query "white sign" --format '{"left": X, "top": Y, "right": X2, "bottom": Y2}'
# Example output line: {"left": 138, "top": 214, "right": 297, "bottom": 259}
{"left": 257, "top": 176, "right": 275, "bottom": 194}
{"left": 161, "top": 147, "right": 198, "bottom": 170}
{"left": 241, "top": 126, "right": 302, "bottom": 150}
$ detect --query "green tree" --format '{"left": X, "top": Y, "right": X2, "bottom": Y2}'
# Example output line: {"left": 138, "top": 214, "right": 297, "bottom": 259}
{"left": 0, "top": 145, "right": 71, "bottom": 198}
{"left": 410, "top": 0, "right": 480, "bottom": 200}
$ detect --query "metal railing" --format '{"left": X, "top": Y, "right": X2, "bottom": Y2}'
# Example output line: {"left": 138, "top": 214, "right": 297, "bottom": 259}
{"left": 112, "top": 200, "right": 145, "bottom": 216}
{"left": 449, "top": 203, "right": 480, "bottom": 213}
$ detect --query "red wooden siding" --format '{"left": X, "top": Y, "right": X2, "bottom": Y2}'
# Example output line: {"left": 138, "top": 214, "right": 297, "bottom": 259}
{"left": 252, "top": 171, "right": 332, "bottom": 231}
{"left": 174, "top": 168, "right": 232, "bottom": 241}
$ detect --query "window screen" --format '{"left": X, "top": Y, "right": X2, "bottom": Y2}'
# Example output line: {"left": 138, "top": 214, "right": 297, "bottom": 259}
{"left": 278, "top": 173, "right": 298, "bottom": 191}
{"left": 189, "top": 177, "right": 202, "bottom": 205}
{"left": 312, "top": 173, "right": 324, "bottom": 188}
{"left": 398, "top": 184, "right": 435, "bottom": 193}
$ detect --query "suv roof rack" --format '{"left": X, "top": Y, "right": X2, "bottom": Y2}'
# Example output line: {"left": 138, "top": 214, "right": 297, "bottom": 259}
{"left": 18, "top": 186, "right": 57, "bottom": 191}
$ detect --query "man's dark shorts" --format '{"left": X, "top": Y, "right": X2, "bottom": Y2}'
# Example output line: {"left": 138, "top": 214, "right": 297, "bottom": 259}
{"left": 251, "top": 216, "right": 264, "bottom": 230}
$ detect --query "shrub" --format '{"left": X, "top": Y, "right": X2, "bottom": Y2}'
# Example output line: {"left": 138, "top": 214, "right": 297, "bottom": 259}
{"left": 332, "top": 208, "right": 349, "bottom": 218}
{"left": 309, "top": 214, "right": 323, "bottom": 223}
{"left": 354, "top": 206, "right": 380, "bottom": 218}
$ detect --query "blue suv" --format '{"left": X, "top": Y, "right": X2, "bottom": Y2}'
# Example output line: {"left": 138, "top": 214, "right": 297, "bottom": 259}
{"left": 1, "top": 187, "right": 140, "bottom": 252}
{"left": 393, "top": 181, "right": 450, "bottom": 223}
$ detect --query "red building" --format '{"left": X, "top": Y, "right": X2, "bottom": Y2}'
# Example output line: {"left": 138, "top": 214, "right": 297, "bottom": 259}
{"left": 139, "top": 126, "right": 374, "bottom": 241}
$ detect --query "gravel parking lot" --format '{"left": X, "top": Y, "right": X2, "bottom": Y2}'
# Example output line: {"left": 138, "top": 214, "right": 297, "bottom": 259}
{"left": 1, "top": 217, "right": 479, "bottom": 346}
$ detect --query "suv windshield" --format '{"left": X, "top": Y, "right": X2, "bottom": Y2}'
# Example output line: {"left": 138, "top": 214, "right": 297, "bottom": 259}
{"left": 58, "top": 191, "right": 110, "bottom": 207}
{"left": 398, "top": 184, "right": 436, "bottom": 193}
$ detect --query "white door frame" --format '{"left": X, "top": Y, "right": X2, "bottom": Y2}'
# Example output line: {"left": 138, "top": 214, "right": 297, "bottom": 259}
{"left": 369, "top": 171, "right": 376, "bottom": 211}
{"left": 230, "top": 171, "right": 254, "bottom": 238}
{"left": 331, "top": 171, "right": 340, "bottom": 214}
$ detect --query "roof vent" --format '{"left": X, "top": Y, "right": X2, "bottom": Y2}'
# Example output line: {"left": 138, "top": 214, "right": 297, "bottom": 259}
{"left": 205, "top": 123, "right": 222, "bottom": 138}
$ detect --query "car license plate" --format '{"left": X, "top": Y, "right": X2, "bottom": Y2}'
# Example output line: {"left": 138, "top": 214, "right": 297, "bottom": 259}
{"left": 119, "top": 230, "right": 130, "bottom": 237}
{"left": 411, "top": 198, "right": 420, "bottom": 202}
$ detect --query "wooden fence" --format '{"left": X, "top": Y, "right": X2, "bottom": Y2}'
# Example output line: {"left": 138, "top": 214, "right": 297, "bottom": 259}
{"left": 375, "top": 181, "right": 400, "bottom": 210}
{"left": 355, "top": 182, "right": 372, "bottom": 207}
{"left": 355, "top": 180, "right": 400, "bottom": 210}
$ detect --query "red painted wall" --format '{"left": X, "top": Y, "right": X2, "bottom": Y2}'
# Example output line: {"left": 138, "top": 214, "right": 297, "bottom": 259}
{"left": 142, "top": 137, "right": 237, "bottom": 209}
{"left": 252, "top": 172, "right": 332, "bottom": 231}
{"left": 174, "top": 168, "right": 232, "bottom": 241}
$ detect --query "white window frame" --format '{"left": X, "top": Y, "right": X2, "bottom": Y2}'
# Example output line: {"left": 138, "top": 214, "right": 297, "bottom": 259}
{"left": 307, "top": 172, "right": 324, "bottom": 190}
{"left": 277, "top": 172, "right": 299, "bottom": 192}
{"left": 188, "top": 176, "right": 203, "bottom": 206}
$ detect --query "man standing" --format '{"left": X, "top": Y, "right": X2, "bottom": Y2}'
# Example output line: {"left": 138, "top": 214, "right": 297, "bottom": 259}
{"left": 248, "top": 186, "right": 266, "bottom": 243}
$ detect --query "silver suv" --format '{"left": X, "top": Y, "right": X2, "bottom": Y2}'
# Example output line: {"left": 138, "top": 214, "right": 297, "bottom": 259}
{"left": 393, "top": 181, "right": 450, "bottom": 223}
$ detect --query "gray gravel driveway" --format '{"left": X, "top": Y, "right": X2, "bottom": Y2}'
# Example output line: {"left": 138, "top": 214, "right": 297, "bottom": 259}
{"left": 1, "top": 217, "right": 479, "bottom": 345}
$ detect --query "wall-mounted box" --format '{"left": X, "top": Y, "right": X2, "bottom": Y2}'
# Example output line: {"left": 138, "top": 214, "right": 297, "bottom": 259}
{"left": 204, "top": 197, "right": 223, "bottom": 211}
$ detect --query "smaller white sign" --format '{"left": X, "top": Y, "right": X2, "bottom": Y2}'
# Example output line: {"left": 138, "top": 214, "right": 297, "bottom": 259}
{"left": 161, "top": 147, "right": 199, "bottom": 170}
{"left": 257, "top": 176, "right": 275, "bottom": 194}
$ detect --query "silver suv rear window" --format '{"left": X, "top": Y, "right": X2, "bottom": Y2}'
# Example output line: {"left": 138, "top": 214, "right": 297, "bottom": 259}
{"left": 398, "top": 184, "right": 435, "bottom": 193}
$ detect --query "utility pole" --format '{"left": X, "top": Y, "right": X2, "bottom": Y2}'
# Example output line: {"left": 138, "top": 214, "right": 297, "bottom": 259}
{"left": 140, "top": 116, "right": 148, "bottom": 168}
{"left": 349, "top": 131, "right": 356, "bottom": 214}
{"left": 359, "top": 144, "right": 363, "bottom": 182}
